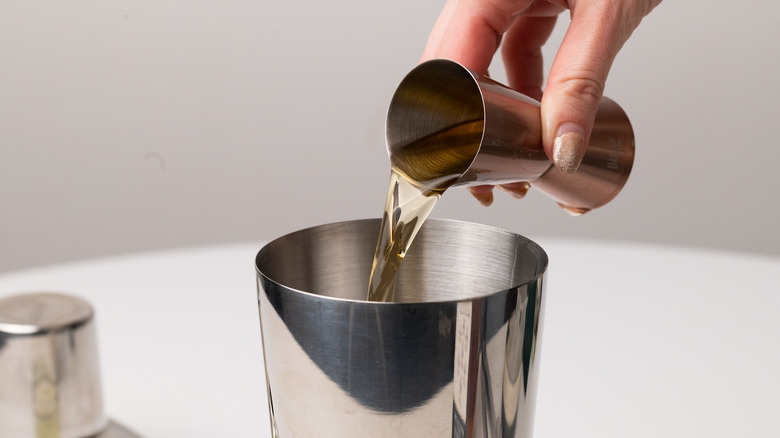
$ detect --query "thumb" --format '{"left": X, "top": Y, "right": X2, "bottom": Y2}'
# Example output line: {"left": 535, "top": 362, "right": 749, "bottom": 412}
{"left": 541, "top": 2, "right": 645, "bottom": 174}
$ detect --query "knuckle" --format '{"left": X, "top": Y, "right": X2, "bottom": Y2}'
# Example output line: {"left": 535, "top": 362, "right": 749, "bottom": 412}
{"left": 556, "top": 76, "right": 605, "bottom": 105}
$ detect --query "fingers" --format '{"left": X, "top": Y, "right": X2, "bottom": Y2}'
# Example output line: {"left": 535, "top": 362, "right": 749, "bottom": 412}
{"left": 541, "top": 1, "right": 653, "bottom": 173}
{"left": 423, "top": 0, "right": 659, "bottom": 199}
{"left": 420, "top": 0, "right": 535, "bottom": 74}
{"left": 501, "top": 14, "right": 559, "bottom": 100}
{"left": 468, "top": 185, "right": 495, "bottom": 206}
{"left": 498, "top": 181, "right": 531, "bottom": 199}
{"left": 468, "top": 182, "right": 531, "bottom": 206}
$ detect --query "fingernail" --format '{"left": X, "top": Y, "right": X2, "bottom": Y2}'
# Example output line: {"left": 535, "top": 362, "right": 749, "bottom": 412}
{"left": 468, "top": 186, "right": 494, "bottom": 207}
{"left": 552, "top": 130, "right": 585, "bottom": 175}
{"left": 498, "top": 182, "right": 531, "bottom": 200}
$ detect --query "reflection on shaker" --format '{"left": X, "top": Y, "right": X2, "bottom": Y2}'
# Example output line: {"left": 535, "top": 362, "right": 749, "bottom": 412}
{"left": 453, "top": 301, "right": 473, "bottom": 438}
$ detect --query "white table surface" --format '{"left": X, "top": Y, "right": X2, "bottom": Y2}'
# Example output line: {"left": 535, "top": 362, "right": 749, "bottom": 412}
{"left": 1, "top": 238, "right": 779, "bottom": 437}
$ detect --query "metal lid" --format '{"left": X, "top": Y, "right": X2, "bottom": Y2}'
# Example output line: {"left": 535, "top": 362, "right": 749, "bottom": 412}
{"left": 0, "top": 292, "right": 141, "bottom": 438}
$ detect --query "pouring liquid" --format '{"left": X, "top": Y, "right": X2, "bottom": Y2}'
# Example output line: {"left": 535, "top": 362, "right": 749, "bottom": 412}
{"left": 367, "top": 119, "right": 483, "bottom": 302}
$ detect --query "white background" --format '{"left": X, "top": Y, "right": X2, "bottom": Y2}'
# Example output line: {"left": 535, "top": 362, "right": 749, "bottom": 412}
{"left": 2, "top": 0, "right": 779, "bottom": 272}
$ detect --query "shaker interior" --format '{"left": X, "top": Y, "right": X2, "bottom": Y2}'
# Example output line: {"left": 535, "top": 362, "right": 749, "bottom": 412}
{"left": 256, "top": 218, "right": 547, "bottom": 303}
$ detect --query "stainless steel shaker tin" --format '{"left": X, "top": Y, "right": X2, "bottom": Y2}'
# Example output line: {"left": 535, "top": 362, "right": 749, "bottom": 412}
{"left": 255, "top": 219, "right": 548, "bottom": 438}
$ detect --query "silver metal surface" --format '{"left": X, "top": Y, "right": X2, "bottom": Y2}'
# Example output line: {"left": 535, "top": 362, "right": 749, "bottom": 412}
{"left": 386, "top": 59, "right": 635, "bottom": 212}
{"left": 255, "top": 219, "right": 547, "bottom": 437}
{"left": 0, "top": 292, "right": 141, "bottom": 438}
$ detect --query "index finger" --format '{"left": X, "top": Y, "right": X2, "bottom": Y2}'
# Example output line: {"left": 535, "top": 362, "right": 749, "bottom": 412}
{"left": 420, "top": 0, "right": 535, "bottom": 74}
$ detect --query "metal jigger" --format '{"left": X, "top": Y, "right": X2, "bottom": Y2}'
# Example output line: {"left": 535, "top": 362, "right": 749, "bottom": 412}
{"left": 387, "top": 59, "right": 635, "bottom": 214}
{"left": 0, "top": 292, "right": 141, "bottom": 438}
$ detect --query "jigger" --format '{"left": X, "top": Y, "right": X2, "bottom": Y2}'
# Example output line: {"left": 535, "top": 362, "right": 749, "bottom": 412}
{"left": 0, "top": 292, "right": 141, "bottom": 438}
{"left": 387, "top": 59, "right": 635, "bottom": 213}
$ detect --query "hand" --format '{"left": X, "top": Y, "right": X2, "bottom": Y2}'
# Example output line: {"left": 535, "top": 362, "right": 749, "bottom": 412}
{"left": 421, "top": 0, "right": 660, "bottom": 206}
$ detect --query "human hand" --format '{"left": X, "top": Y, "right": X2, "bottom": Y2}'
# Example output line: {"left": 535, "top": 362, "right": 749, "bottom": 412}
{"left": 421, "top": 0, "right": 660, "bottom": 206}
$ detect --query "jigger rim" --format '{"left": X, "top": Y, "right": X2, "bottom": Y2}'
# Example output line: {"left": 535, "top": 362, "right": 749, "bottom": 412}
{"left": 386, "top": 59, "right": 489, "bottom": 187}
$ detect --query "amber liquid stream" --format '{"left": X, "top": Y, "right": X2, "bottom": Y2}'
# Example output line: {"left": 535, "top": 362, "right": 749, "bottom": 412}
{"left": 367, "top": 120, "right": 483, "bottom": 302}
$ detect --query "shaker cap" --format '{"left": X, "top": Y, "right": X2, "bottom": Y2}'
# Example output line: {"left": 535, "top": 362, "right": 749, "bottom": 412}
{"left": 0, "top": 292, "right": 140, "bottom": 438}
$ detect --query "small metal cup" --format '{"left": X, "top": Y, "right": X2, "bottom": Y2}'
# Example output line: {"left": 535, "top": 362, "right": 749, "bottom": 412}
{"left": 0, "top": 292, "right": 141, "bottom": 438}
{"left": 255, "top": 219, "right": 548, "bottom": 438}
{"left": 387, "top": 59, "right": 635, "bottom": 213}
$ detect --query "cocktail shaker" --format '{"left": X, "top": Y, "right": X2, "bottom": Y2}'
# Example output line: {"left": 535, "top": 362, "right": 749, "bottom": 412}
{"left": 256, "top": 219, "right": 547, "bottom": 438}
{"left": 387, "top": 59, "right": 635, "bottom": 213}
